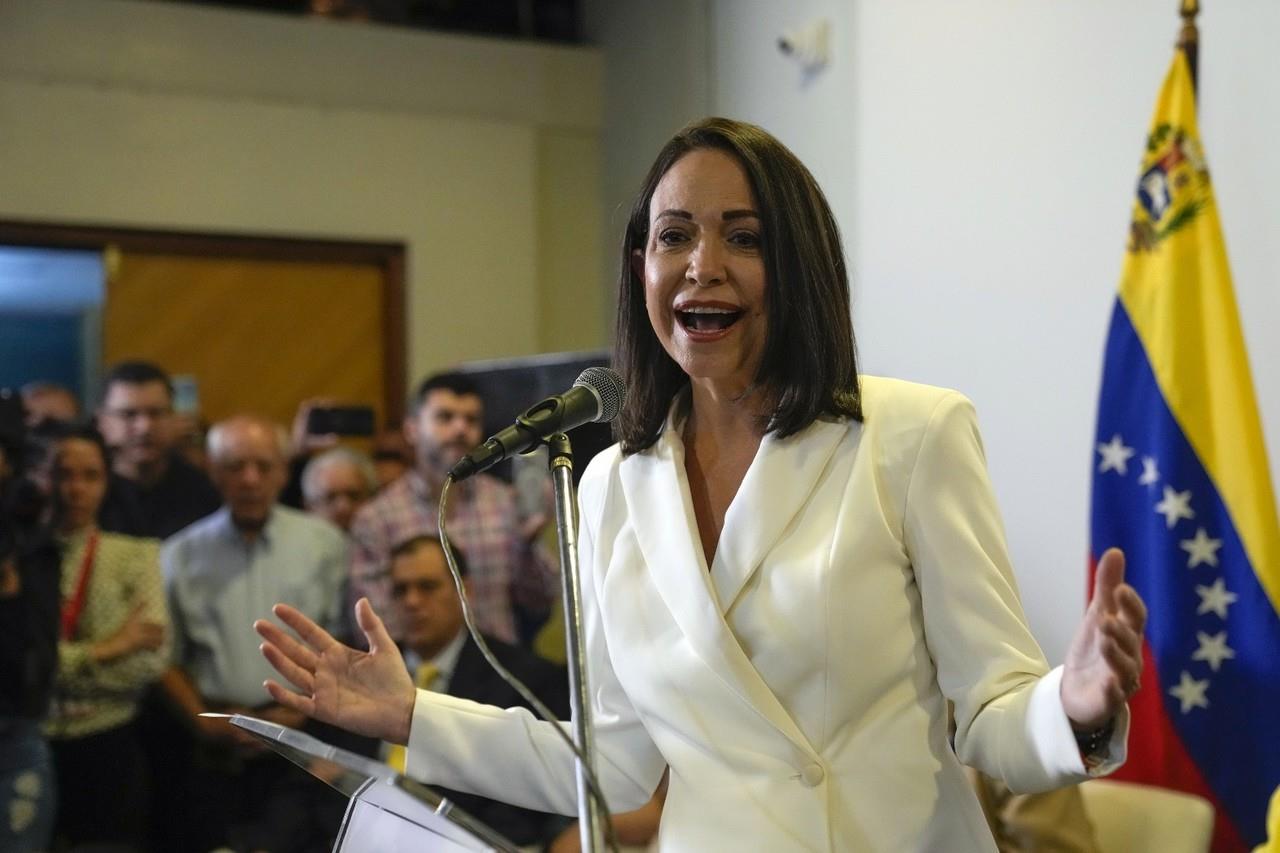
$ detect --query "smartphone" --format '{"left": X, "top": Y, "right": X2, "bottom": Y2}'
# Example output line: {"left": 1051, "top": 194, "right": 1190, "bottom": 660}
{"left": 511, "top": 447, "right": 548, "bottom": 520}
{"left": 306, "top": 405, "right": 376, "bottom": 437}
{"left": 172, "top": 375, "right": 200, "bottom": 415}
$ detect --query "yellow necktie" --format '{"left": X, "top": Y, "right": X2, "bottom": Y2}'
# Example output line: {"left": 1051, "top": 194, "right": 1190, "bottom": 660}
{"left": 386, "top": 662, "right": 440, "bottom": 773}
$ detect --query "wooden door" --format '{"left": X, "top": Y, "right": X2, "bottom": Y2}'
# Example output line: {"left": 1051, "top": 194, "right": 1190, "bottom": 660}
{"left": 104, "top": 251, "right": 388, "bottom": 433}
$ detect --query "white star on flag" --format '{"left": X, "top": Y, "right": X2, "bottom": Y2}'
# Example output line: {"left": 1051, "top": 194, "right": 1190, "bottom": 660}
{"left": 1168, "top": 670, "right": 1210, "bottom": 714}
{"left": 1195, "top": 578, "right": 1238, "bottom": 619}
{"left": 1155, "top": 486, "right": 1195, "bottom": 529}
{"left": 1191, "top": 630, "right": 1235, "bottom": 672}
{"left": 1139, "top": 456, "right": 1160, "bottom": 486}
{"left": 1180, "top": 528, "right": 1223, "bottom": 569}
{"left": 1097, "top": 435, "right": 1136, "bottom": 475}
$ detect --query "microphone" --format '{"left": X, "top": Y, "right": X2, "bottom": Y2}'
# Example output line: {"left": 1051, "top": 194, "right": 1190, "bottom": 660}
{"left": 448, "top": 367, "right": 626, "bottom": 482}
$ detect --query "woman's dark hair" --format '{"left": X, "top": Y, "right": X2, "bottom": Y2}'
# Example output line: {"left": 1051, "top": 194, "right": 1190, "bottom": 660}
{"left": 614, "top": 117, "right": 862, "bottom": 455}
{"left": 48, "top": 423, "right": 109, "bottom": 461}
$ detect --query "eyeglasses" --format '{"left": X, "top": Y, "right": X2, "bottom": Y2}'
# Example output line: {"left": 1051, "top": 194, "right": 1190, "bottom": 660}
{"left": 103, "top": 406, "right": 172, "bottom": 421}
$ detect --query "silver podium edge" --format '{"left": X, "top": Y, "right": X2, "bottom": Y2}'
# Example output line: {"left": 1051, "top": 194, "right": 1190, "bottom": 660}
{"left": 208, "top": 713, "right": 521, "bottom": 853}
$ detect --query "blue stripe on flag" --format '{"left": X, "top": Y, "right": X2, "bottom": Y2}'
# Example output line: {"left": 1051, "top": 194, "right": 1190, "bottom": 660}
{"left": 1092, "top": 299, "right": 1280, "bottom": 844}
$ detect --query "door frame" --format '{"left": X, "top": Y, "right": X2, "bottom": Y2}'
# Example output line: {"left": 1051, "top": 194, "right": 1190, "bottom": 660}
{"left": 0, "top": 219, "right": 408, "bottom": 424}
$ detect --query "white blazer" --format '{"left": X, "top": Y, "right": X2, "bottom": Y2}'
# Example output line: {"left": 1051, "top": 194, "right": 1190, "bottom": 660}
{"left": 407, "top": 376, "right": 1126, "bottom": 852}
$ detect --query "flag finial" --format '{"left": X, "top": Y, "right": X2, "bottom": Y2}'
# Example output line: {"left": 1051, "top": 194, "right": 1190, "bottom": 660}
{"left": 1178, "top": 0, "right": 1200, "bottom": 94}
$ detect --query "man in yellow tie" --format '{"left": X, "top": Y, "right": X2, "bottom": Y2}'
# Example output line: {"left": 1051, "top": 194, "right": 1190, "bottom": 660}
{"left": 385, "top": 534, "right": 571, "bottom": 848}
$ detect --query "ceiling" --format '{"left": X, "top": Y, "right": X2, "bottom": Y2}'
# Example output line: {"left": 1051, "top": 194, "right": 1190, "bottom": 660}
{"left": 169, "top": 0, "right": 581, "bottom": 42}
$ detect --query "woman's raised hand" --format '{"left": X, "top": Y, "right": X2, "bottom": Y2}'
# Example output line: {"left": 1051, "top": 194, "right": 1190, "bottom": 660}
{"left": 254, "top": 597, "right": 416, "bottom": 744}
{"left": 1061, "top": 547, "right": 1148, "bottom": 732}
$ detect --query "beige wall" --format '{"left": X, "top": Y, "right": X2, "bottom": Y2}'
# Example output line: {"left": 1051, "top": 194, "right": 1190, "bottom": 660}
{"left": 0, "top": 0, "right": 607, "bottom": 393}
{"left": 537, "top": 128, "right": 607, "bottom": 351}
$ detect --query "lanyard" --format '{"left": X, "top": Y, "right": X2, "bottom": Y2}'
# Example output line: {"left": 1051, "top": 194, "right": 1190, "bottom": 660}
{"left": 61, "top": 530, "right": 100, "bottom": 641}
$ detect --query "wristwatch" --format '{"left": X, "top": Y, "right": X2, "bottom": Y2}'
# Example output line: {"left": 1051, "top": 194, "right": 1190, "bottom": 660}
{"left": 1074, "top": 718, "right": 1116, "bottom": 768}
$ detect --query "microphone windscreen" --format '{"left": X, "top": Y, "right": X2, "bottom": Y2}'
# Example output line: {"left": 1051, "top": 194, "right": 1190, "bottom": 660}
{"left": 574, "top": 367, "right": 626, "bottom": 423}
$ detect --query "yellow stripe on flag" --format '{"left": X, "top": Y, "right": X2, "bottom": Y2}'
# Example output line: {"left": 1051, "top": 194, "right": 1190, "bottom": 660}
{"left": 1117, "top": 52, "right": 1280, "bottom": 613}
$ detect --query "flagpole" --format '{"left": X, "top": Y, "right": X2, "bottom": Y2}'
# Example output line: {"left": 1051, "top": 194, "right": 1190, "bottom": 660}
{"left": 1178, "top": 0, "right": 1200, "bottom": 95}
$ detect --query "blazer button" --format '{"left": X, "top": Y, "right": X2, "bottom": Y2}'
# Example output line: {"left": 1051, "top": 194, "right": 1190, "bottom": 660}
{"left": 799, "top": 762, "right": 825, "bottom": 787}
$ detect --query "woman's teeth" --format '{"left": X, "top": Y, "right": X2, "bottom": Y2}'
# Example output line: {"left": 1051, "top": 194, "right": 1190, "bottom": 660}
{"left": 677, "top": 307, "right": 742, "bottom": 332}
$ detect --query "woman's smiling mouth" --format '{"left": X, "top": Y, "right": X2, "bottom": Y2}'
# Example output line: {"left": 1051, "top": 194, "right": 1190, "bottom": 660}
{"left": 676, "top": 303, "right": 744, "bottom": 336}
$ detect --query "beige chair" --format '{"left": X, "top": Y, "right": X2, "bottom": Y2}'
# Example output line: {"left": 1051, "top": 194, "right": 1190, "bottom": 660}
{"left": 1079, "top": 779, "right": 1214, "bottom": 853}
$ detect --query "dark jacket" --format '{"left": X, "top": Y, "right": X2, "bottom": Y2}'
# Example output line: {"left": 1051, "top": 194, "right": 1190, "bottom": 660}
{"left": 98, "top": 453, "right": 220, "bottom": 539}
{"left": 0, "top": 520, "right": 60, "bottom": 720}
{"left": 434, "top": 634, "right": 572, "bottom": 847}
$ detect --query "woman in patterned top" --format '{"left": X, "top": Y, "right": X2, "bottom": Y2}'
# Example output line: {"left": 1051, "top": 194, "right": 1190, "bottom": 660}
{"left": 44, "top": 425, "right": 170, "bottom": 850}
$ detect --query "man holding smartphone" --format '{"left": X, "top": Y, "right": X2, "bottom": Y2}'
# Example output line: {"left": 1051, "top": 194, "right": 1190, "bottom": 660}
{"left": 348, "top": 372, "right": 557, "bottom": 646}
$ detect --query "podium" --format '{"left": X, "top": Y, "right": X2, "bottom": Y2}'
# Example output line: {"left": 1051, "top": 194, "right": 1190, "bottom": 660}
{"left": 217, "top": 714, "right": 521, "bottom": 853}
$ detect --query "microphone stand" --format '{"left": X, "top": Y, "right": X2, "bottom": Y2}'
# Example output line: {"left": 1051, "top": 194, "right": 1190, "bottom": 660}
{"left": 546, "top": 432, "right": 606, "bottom": 853}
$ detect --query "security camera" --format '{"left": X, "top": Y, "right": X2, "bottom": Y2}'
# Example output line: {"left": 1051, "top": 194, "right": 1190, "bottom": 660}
{"left": 778, "top": 18, "right": 830, "bottom": 71}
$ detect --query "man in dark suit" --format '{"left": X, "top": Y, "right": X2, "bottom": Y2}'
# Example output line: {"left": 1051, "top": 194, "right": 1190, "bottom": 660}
{"left": 387, "top": 534, "right": 571, "bottom": 848}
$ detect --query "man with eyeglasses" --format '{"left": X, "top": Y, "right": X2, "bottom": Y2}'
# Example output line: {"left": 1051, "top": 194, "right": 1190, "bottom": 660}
{"left": 383, "top": 534, "right": 570, "bottom": 849}
{"left": 95, "top": 360, "right": 220, "bottom": 539}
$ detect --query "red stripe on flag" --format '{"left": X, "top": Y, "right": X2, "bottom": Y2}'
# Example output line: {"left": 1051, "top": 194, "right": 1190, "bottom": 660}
{"left": 1088, "top": 557, "right": 1246, "bottom": 851}
{"left": 1111, "top": 643, "right": 1248, "bottom": 852}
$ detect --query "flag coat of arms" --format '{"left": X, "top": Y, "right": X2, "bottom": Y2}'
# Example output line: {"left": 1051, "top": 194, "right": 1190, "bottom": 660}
{"left": 1091, "top": 50, "right": 1280, "bottom": 851}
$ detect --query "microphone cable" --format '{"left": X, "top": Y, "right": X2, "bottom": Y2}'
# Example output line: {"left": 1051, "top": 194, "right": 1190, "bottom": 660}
{"left": 437, "top": 475, "right": 620, "bottom": 852}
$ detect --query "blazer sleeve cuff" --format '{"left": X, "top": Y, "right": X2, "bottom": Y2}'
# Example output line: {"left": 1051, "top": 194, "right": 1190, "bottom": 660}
{"left": 1030, "top": 665, "right": 1130, "bottom": 781}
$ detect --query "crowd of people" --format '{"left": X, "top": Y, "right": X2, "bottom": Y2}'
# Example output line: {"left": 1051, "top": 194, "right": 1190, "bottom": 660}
{"left": 3, "top": 358, "right": 1109, "bottom": 853}
{"left": 1, "top": 361, "right": 618, "bottom": 853}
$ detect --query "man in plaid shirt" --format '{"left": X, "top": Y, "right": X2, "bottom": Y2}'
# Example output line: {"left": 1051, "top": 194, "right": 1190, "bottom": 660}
{"left": 348, "top": 373, "right": 556, "bottom": 644}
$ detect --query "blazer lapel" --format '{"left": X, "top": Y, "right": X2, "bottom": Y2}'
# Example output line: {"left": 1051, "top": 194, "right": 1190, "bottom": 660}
{"left": 618, "top": 424, "right": 821, "bottom": 756}
{"left": 711, "top": 417, "right": 849, "bottom": 611}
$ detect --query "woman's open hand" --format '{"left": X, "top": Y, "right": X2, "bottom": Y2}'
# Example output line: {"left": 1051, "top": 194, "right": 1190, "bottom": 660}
{"left": 1061, "top": 547, "right": 1148, "bottom": 731}
{"left": 254, "top": 597, "right": 416, "bottom": 744}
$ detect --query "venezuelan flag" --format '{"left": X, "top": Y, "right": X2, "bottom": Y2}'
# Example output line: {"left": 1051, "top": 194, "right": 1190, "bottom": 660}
{"left": 1091, "top": 50, "right": 1280, "bottom": 851}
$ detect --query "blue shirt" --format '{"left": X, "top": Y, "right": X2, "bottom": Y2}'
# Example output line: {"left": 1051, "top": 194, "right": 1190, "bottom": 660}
{"left": 163, "top": 506, "right": 348, "bottom": 707}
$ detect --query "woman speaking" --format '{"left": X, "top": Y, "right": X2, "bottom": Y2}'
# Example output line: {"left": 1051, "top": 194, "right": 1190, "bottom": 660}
{"left": 256, "top": 118, "right": 1146, "bottom": 851}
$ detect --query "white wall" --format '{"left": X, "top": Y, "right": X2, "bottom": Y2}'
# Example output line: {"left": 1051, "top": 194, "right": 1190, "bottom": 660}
{"left": 581, "top": 0, "right": 711, "bottom": 330}
{"left": 589, "top": 0, "right": 1280, "bottom": 663}
{"left": 0, "top": 0, "right": 606, "bottom": 389}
